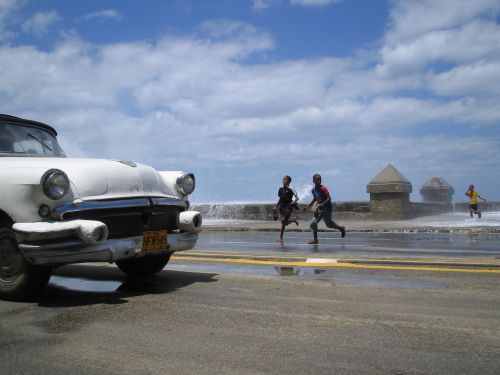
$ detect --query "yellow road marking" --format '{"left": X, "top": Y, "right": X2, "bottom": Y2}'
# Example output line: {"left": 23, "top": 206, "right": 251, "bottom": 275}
{"left": 184, "top": 251, "right": 306, "bottom": 259}
{"left": 172, "top": 256, "right": 500, "bottom": 274}
{"left": 177, "top": 251, "right": 500, "bottom": 267}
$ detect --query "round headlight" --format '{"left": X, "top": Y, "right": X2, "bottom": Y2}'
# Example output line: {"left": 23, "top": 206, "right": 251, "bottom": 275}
{"left": 41, "top": 169, "right": 70, "bottom": 200}
{"left": 176, "top": 173, "right": 195, "bottom": 196}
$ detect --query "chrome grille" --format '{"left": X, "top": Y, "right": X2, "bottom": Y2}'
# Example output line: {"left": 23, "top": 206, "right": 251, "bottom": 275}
{"left": 56, "top": 198, "right": 185, "bottom": 239}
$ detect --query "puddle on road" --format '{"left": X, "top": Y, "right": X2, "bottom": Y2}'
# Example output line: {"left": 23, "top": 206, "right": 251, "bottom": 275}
{"left": 48, "top": 259, "right": 448, "bottom": 293}
{"left": 49, "top": 275, "right": 122, "bottom": 293}
{"left": 168, "top": 263, "right": 447, "bottom": 290}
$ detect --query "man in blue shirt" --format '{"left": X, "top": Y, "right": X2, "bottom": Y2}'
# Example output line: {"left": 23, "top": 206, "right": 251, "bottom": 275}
{"left": 304, "top": 174, "right": 345, "bottom": 244}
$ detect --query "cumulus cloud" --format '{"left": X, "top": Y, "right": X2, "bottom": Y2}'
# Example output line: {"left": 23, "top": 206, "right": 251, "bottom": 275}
{"left": 0, "top": 1, "right": 499, "bottom": 201}
{"left": 21, "top": 10, "right": 59, "bottom": 37}
{"left": 427, "top": 61, "right": 500, "bottom": 97}
{"left": 253, "top": 0, "right": 340, "bottom": 11}
{"left": 0, "top": 0, "right": 28, "bottom": 41}
{"left": 376, "top": 19, "right": 500, "bottom": 78}
{"left": 290, "top": 0, "right": 342, "bottom": 6}
{"left": 82, "top": 9, "right": 122, "bottom": 22}
{"left": 252, "top": 0, "right": 280, "bottom": 11}
{"left": 386, "top": 0, "right": 500, "bottom": 45}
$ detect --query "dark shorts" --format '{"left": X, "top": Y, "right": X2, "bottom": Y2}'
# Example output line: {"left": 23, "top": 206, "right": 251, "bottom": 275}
{"left": 279, "top": 205, "right": 293, "bottom": 220}
{"left": 469, "top": 204, "right": 478, "bottom": 211}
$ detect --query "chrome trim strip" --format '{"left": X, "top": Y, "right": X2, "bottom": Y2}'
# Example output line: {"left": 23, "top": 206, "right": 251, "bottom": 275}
{"left": 151, "top": 197, "right": 186, "bottom": 206}
{"left": 53, "top": 197, "right": 186, "bottom": 219}
{"left": 19, "top": 232, "right": 198, "bottom": 266}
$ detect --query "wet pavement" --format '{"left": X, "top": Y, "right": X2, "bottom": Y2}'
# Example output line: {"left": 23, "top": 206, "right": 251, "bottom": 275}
{"left": 48, "top": 224, "right": 500, "bottom": 293}
{"left": 2, "top": 263, "right": 499, "bottom": 375}
{"left": 192, "top": 230, "right": 500, "bottom": 261}
{"left": 2, "top": 217, "right": 500, "bottom": 374}
{"left": 49, "top": 263, "right": 449, "bottom": 294}
{"left": 40, "top": 212, "right": 500, "bottom": 299}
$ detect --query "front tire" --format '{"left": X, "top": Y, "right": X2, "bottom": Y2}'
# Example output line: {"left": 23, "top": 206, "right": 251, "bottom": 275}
{"left": 116, "top": 253, "right": 171, "bottom": 277}
{"left": 0, "top": 228, "right": 52, "bottom": 301}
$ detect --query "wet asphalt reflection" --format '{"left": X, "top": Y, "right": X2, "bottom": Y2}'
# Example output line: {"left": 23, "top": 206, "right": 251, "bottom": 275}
{"left": 172, "top": 230, "right": 500, "bottom": 284}
{"left": 166, "top": 262, "right": 449, "bottom": 289}
{"left": 49, "top": 263, "right": 448, "bottom": 296}
{"left": 48, "top": 230, "right": 499, "bottom": 294}
{"left": 194, "top": 231, "right": 500, "bottom": 258}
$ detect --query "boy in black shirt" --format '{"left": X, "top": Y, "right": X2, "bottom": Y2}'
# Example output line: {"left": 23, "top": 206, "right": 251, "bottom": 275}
{"left": 273, "top": 175, "right": 299, "bottom": 243}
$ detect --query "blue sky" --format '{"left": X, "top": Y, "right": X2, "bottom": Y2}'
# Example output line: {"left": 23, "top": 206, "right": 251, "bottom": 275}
{"left": 1, "top": 0, "right": 500, "bottom": 204}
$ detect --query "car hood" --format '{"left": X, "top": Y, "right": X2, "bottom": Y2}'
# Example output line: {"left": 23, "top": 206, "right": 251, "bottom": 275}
{"left": 2, "top": 157, "right": 178, "bottom": 200}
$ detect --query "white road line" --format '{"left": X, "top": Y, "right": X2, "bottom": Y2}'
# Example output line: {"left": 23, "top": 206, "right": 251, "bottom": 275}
{"left": 306, "top": 258, "right": 338, "bottom": 264}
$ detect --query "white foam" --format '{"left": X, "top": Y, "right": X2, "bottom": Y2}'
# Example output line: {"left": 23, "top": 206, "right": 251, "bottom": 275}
{"left": 408, "top": 212, "right": 500, "bottom": 228}
{"left": 201, "top": 212, "right": 500, "bottom": 229}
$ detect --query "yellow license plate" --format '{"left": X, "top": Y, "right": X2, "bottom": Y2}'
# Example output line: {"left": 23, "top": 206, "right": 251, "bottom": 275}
{"left": 142, "top": 230, "right": 168, "bottom": 251}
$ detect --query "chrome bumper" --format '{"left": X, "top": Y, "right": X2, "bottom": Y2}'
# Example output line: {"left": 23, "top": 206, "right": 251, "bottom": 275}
{"left": 17, "top": 231, "right": 198, "bottom": 267}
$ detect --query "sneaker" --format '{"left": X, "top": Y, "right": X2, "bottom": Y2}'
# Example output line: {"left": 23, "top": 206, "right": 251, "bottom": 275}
{"left": 308, "top": 240, "right": 318, "bottom": 245}
{"left": 340, "top": 226, "right": 346, "bottom": 238}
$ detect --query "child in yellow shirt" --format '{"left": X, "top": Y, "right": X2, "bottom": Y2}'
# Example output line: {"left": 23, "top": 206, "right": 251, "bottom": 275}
{"left": 465, "top": 184, "right": 487, "bottom": 218}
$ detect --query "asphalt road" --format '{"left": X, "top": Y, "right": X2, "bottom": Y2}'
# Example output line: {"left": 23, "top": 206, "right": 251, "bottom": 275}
{"left": 0, "top": 230, "right": 499, "bottom": 374}
{"left": 194, "top": 230, "right": 500, "bottom": 261}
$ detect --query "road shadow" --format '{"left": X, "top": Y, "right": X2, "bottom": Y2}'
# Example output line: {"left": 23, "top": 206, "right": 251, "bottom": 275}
{"left": 37, "top": 264, "right": 218, "bottom": 308}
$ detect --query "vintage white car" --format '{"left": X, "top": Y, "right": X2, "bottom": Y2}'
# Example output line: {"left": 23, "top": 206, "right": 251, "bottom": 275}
{"left": 0, "top": 114, "right": 202, "bottom": 300}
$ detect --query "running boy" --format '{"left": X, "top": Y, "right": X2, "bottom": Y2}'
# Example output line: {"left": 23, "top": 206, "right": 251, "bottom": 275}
{"left": 273, "top": 175, "right": 299, "bottom": 243}
{"left": 304, "top": 174, "right": 345, "bottom": 244}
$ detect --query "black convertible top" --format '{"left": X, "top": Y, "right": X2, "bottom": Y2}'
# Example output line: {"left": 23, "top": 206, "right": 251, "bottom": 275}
{"left": 0, "top": 114, "right": 58, "bottom": 136}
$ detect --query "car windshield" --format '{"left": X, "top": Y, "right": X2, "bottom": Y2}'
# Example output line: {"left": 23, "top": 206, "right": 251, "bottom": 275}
{"left": 0, "top": 122, "right": 65, "bottom": 157}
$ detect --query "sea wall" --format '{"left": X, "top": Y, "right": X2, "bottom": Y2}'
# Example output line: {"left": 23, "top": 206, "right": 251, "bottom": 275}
{"left": 451, "top": 201, "right": 500, "bottom": 212}
{"left": 410, "top": 202, "right": 453, "bottom": 217}
{"left": 192, "top": 201, "right": 500, "bottom": 221}
{"left": 191, "top": 202, "right": 371, "bottom": 221}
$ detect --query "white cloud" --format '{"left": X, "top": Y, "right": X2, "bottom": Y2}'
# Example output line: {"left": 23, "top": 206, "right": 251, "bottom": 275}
{"left": 253, "top": 0, "right": 341, "bottom": 11}
{"left": 0, "top": 0, "right": 18, "bottom": 23}
{"left": 1, "top": 1, "right": 500, "bottom": 201}
{"left": 376, "top": 19, "right": 500, "bottom": 77}
{"left": 0, "top": 0, "right": 28, "bottom": 40}
{"left": 1, "top": 18, "right": 498, "bottom": 157}
{"left": 252, "top": 0, "right": 280, "bottom": 11}
{"left": 290, "top": 0, "right": 341, "bottom": 6}
{"left": 21, "top": 10, "right": 59, "bottom": 37}
{"left": 428, "top": 61, "right": 500, "bottom": 97}
{"left": 82, "top": 9, "right": 122, "bottom": 22}
{"left": 386, "top": 0, "right": 500, "bottom": 45}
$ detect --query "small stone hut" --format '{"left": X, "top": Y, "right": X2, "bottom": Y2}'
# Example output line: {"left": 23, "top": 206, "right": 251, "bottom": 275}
{"left": 367, "top": 164, "right": 413, "bottom": 220}
{"left": 420, "top": 177, "right": 454, "bottom": 203}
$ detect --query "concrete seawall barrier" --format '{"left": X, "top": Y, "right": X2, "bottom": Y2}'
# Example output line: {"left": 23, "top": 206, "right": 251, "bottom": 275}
{"left": 191, "top": 202, "right": 369, "bottom": 221}
{"left": 192, "top": 201, "right": 500, "bottom": 221}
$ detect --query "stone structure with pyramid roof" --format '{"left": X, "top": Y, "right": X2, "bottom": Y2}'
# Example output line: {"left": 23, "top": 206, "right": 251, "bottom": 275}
{"left": 367, "top": 164, "right": 413, "bottom": 220}
{"left": 367, "top": 164, "right": 412, "bottom": 194}
{"left": 420, "top": 177, "right": 454, "bottom": 203}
